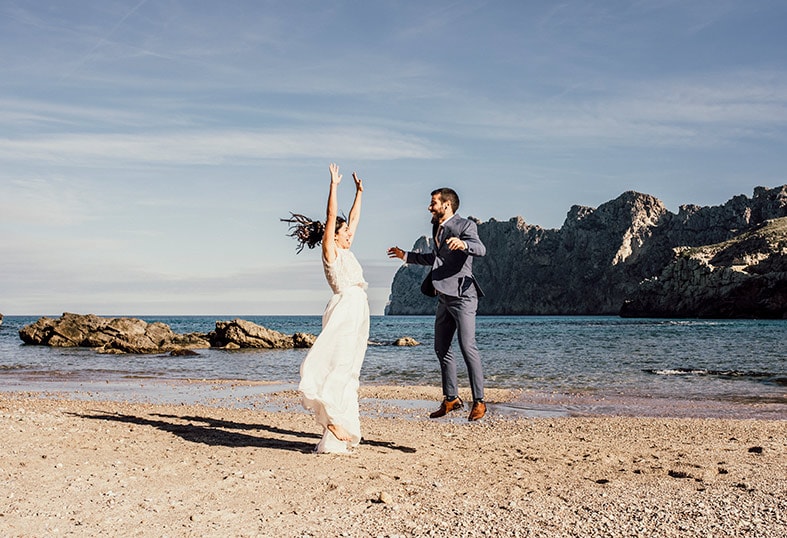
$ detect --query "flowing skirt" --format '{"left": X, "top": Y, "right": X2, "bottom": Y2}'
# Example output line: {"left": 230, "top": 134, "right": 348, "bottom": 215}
{"left": 299, "top": 285, "right": 369, "bottom": 453}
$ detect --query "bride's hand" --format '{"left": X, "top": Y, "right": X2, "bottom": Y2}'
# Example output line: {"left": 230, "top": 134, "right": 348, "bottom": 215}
{"left": 329, "top": 163, "right": 342, "bottom": 185}
{"left": 352, "top": 172, "right": 363, "bottom": 192}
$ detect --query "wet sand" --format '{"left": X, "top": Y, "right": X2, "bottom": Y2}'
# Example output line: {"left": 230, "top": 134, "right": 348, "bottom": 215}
{"left": 1, "top": 384, "right": 784, "bottom": 537}
{"left": 1, "top": 376, "right": 784, "bottom": 420}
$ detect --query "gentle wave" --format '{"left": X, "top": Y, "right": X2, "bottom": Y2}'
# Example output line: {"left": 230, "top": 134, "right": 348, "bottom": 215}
{"left": 644, "top": 368, "right": 787, "bottom": 386}
{"left": 645, "top": 368, "right": 777, "bottom": 378}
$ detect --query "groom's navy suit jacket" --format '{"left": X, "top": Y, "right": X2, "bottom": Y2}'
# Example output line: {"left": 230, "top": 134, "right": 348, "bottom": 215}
{"left": 406, "top": 214, "right": 486, "bottom": 298}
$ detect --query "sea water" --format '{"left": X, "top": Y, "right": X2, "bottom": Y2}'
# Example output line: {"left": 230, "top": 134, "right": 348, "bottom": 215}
{"left": 1, "top": 315, "right": 784, "bottom": 418}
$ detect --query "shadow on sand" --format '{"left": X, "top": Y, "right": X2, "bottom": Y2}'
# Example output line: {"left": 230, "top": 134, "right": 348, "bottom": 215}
{"left": 73, "top": 411, "right": 416, "bottom": 454}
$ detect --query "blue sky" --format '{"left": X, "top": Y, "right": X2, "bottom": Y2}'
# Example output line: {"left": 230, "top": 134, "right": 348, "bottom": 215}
{"left": 1, "top": 0, "right": 786, "bottom": 316}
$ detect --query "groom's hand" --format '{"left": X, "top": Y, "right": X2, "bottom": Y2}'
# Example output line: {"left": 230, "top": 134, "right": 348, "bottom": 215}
{"left": 445, "top": 237, "right": 467, "bottom": 251}
{"left": 387, "top": 246, "right": 405, "bottom": 260}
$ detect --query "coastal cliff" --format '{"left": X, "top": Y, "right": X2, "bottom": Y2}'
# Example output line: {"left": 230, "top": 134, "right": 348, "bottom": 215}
{"left": 385, "top": 186, "right": 787, "bottom": 318}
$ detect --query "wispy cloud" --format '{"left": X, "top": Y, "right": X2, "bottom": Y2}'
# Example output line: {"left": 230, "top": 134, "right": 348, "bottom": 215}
{"left": 58, "top": 0, "right": 150, "bottom": 83}
{"left": 0, "top": 97, "right": 165, "bottom": 130}
{"left": 417, "top": 71, "right": 787, "bottom": 148}
{"left": 0, "top": 126, "right": 442, "bottom": 165}
{"left": 0, "top": 177, "right": 97, "bottom": 226}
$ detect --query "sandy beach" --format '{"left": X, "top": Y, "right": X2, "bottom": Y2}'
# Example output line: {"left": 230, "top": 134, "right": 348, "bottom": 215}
{"left": 1, "top": 384, "right": 784, "bottom": 537}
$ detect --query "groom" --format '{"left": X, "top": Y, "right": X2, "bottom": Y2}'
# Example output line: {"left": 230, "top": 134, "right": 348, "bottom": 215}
{"left": 388, "top": 187, "right": 487, "bottom": 421}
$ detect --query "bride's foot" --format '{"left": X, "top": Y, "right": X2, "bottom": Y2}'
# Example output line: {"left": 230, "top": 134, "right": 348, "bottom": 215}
{"left": 327, "top": 423, "right": 352, "bottom": 442}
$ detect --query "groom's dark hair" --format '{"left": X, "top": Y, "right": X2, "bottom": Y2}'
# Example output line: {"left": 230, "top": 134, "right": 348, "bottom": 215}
{"left": 432, "top": 187, "right": 460, "bottom": 212}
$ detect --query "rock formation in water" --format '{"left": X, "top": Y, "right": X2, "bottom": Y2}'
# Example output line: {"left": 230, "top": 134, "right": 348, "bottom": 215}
{"left": 208, "top": 318, "right": 316, "bottom": 349}
{"left": 386, "top": 186, "right": 787, "bottom": 318}
{"left": 18, "top": 313, "right": 212, "bottom": 354}
{"left": 18, "top": 314, "right": 416, "bottom": 353}
{"left": 18, "top": 313, "right": 314, "bottom": 354}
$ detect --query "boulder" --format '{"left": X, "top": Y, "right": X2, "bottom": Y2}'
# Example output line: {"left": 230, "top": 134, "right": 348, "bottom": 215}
{"left": 170, "top": 349, "right": 200, "bottom": 356}
{"left": 392, "top": 336, "right": 420, "bottom": 346}
{"left": 208, "top": 319, "right": 316, "bottom": 349}
{"left": 293, "top": 332, "right": 317, "bottom": 348}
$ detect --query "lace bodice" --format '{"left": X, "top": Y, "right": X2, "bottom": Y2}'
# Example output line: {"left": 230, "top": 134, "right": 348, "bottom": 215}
{"left": 323, "top": 248, "right": 368, "bottom": 294}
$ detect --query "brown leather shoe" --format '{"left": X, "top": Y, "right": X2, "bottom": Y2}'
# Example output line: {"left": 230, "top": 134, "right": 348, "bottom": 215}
{"left": 468, "top": 400, "right": 486, "bottom": 421}
{"left": 429, "top": 397, "right": 463, "bottom": 418}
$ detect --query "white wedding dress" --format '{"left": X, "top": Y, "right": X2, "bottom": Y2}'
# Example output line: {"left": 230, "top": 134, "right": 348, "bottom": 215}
{"left": 299, "top": 247, "right": 369, "bottom": 453}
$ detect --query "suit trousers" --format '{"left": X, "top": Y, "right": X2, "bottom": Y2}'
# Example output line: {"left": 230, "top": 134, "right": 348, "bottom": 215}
{"left": 433, "top": 291, "right": 485, "bottom": 402}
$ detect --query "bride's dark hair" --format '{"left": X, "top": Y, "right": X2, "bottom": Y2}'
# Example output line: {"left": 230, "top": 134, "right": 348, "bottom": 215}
{"left": 281, "top": 213, "right": 347, "bottom": 253}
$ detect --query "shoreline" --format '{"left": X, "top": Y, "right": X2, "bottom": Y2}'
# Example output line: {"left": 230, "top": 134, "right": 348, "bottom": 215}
{"left": 2, "top": 316, "right": 784, "bottom": 420}
{"left": 1, "top": 390, "right": 784, "bottom": 536}
{"left": 1, "top": 377, "right": 784, "bottom": 421}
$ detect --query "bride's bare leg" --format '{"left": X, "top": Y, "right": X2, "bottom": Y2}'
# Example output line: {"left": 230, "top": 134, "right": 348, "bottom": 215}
{"left": 327, "top": 423, "right": 352, "bottom": 442}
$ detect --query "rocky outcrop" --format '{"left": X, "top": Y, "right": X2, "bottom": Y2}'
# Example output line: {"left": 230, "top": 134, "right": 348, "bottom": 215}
{"left": 208, "top": 318, "right": 316, "bottom": 349}
{"left": 18, "top": 314, "right": 418, "bottom": 353}
{"left": 620, "top": 217, "right": 787, "bottom": 318}
{"left": 18, "top": 313, "right": 211, "bottom": 354}
{"left": 386, "top": 186, "right": 787, "bottom": 317}
{"left": 392, "top": 336, "right": 420, "bottom": 346}
{"left": 0, "top": 313, "right": 3, "bottom": 327}
{"left": 18, "top": 313, "right": 313, "bottom": 354}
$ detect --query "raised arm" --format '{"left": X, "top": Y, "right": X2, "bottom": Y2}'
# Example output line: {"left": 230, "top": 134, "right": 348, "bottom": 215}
{"left": 387, "top": 245, "right": 436, "bottom": 266}
{"left": 345, "top": 171, "right": 363, "bottom": 239}
{"left": 322, "top": 163, "right": 341, "bottom": 263}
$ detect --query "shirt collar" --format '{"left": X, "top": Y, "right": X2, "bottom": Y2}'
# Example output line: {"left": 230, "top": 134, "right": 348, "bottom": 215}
{"left": 440, "top": 213, "right": 457, "bottom": 226}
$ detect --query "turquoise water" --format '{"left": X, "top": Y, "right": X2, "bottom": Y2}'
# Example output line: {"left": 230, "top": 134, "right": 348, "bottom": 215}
{"left": 1, "top": 315, "right": 784, "bottom": 417}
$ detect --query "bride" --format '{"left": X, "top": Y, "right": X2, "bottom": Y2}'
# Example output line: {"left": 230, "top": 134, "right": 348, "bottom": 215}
{"left": 283, "top": 163, "right": 369, "bottom": 453}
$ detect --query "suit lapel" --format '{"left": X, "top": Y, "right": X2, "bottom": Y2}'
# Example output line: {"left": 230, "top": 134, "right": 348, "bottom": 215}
{"left": 434, "top": 215, "right": 460, "bottom": 252}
